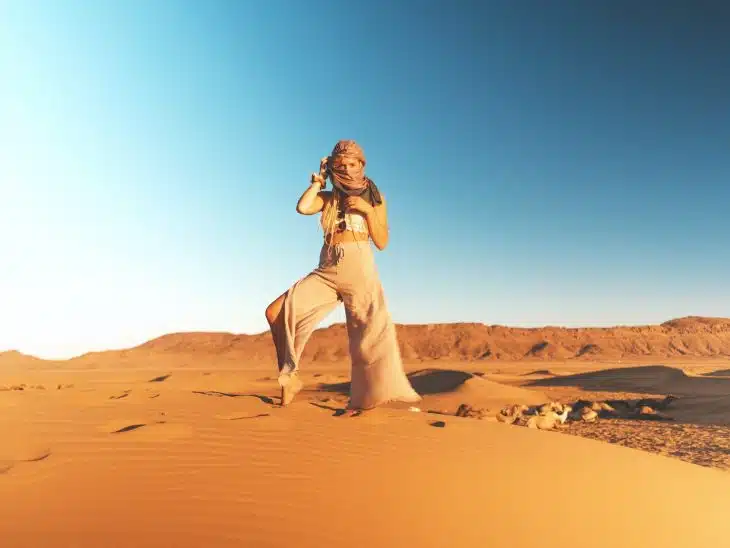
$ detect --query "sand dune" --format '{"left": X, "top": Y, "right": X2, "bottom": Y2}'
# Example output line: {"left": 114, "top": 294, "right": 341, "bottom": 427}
{"left": 0, "top": 351, "right": 45, "bottom": 370}
{"left": 521, "top": 368, "right": 558, "bottom": 376}
{"left": 527, "top": 364, "right": 730, "bottom": 396}
{"left": 316, "top": 368, "right": 548, "bottom": 412}
{"left": 2, "top": 359, "right": 730, "bottom": 547}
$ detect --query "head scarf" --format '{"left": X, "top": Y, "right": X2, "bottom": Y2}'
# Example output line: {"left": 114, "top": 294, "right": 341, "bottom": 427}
{"left": 327, "top": 140, "right": 382, "bottom": 206}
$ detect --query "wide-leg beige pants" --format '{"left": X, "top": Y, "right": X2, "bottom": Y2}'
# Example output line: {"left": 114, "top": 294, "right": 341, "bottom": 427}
{"left": 275, "top": 241, "right": 421, "bottom": 409}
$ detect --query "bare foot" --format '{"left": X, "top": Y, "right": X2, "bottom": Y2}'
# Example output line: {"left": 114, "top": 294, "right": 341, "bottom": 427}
{"left": 278, "top": 372, "right": 303, "bottom": 406}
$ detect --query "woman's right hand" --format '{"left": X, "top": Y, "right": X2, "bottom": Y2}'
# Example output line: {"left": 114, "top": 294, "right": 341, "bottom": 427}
{"left": 311, "top": 156, "right": 329, "bottom": 187}
{"left": 310, "top": 172, "right": 325, "bottom": 187}
{"left": 319, "top": 156, "right": 330, "bottom": 178}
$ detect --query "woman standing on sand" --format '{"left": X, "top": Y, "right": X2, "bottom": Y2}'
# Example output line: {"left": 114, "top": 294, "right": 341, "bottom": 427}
{"left": 264, "top": 140, "right": 421, "bottom": 413}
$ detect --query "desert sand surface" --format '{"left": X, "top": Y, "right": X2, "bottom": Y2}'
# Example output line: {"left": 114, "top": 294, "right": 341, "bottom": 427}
{"left": 3, "top": 317, "right": 730, "bottom": 547}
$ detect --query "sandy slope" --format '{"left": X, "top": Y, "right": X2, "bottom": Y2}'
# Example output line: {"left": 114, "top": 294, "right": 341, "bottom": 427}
{"left": 2, "top": 360, "right": 730, "bottom": 547}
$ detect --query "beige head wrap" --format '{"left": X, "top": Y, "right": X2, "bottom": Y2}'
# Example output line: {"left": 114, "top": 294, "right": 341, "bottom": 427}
{"left": 327, "top": 140, "right": 382, "bottom": 205}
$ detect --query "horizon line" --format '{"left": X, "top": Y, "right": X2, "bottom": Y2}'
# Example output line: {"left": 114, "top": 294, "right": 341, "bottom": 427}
{"left": 2, "top": 315, "right": 726, "bottom": 361}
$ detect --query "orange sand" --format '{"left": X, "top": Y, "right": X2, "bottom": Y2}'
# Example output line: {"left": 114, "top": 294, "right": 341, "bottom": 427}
{"left": 2, "top": 359, "right": 730, "bottom": 547}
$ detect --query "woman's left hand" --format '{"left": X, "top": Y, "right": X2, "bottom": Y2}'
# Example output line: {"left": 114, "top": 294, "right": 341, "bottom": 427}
{"left": 344, "top": 196, "right": 374, "bottom": 216}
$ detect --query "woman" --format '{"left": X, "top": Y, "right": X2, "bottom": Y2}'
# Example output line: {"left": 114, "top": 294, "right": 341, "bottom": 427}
{"left": 264, "top": 139, "right": 421, "bottom": 412}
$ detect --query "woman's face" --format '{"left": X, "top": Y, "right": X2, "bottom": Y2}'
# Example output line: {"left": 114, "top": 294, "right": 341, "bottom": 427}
{"left": 330, "top": 155, "right": 362, "bottom": 175}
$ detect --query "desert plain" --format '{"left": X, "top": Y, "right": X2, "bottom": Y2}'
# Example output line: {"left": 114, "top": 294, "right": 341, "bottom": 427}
{"left": 2, "top": 316, "right": 730, "bottom": 547}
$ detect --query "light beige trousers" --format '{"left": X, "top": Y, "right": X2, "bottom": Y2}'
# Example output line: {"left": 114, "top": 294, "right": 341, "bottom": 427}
{"left": 276, "top": 241, "right": 421, "bottom": 409}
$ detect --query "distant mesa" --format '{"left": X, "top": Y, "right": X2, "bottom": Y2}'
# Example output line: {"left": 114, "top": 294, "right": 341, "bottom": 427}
{"left": 4, "top": 316, "right": 730, "bottom": 365}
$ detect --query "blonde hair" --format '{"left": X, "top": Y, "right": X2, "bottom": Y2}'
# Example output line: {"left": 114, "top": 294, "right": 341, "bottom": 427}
{"left": 320, "top": 191, "right": 378, "bottom": 256}
{"left": 320, "top": 191, "right": 340, "bottom": 236}
{"left": 318, "top": 156, "right": 387, "bottom": 253}
{"left": 319, "top": 156, "right": 364, "bottom": 238}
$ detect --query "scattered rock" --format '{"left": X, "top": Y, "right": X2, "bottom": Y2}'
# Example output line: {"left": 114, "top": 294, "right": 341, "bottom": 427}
{"left": 537, "top": 401, "right": 566, "bottom": 415}
{"left": 496, "top": 404, "right": 529, "bottom": 424}
{"left": 455, "top": 403, "right": 489, "bottom": 419}
{"left": 633, "top": 405, "right": 674, "bottom": 421}
{"left": 486, "top": 394, "right": 678, "bottom": 433}
{"left": 565, "top": 406, "right": 598, "bottom": 423}
{"left": 523, "top": 411, "right": 568, "bottom": 431}
{"left": 636, "top": 395, "right": 677, "bottom": 411}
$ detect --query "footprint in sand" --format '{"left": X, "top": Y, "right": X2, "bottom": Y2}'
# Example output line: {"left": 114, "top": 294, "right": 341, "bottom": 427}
{"left": 308, "top": 402, "right": 393, "bottom": 423}
{"left": 103, "top": 418, "right": 192, "bottom": 439}
{"left": 0, "top": 448, "right": 52, "bottom": 475}
{"left": 112, "top": 423, "right": 147, "bottom": 433}
{"left": 102, "top": 417, "right": 153, "bottom": 434}
{"left": 19, "top": 449, "right": 51, "bottom": 462}
{"left": 109, "top": 390, "right": 131, "bottom": 400}
{"left": 214, "top": 413, "right": 271, "bottom": 421}
{"left": 148, "top": 374, "right": 171, "bottom": 383}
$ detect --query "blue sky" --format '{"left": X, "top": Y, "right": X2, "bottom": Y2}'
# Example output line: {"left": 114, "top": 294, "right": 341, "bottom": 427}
{"left": 1, "top": 0, "right": 729, "bottom": 358}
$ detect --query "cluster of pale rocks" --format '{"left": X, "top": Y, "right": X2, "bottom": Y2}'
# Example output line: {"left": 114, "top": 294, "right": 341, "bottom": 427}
{"left": 452, "top": 396, "right": 677, "bottom": 431}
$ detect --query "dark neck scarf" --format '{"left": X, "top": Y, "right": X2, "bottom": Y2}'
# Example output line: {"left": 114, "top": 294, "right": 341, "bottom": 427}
{"left": 329, "top": 175, "right": 383, "bottom": 207}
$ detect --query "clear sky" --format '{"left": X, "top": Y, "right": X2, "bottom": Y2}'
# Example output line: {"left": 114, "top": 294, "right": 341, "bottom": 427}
{"left": 2, "top": 0, "right": 729, "bottom": 359}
